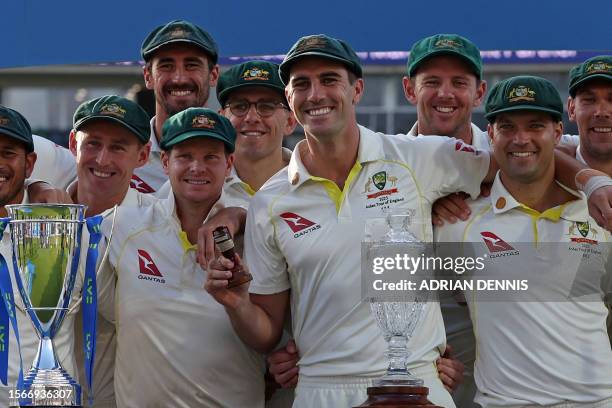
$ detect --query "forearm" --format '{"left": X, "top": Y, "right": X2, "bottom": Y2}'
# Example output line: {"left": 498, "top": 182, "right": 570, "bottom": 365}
{"left": 225, "top": 295, "right": 283, "bottom": 354}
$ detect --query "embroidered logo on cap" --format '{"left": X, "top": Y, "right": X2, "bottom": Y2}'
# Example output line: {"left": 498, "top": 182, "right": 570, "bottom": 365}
{"left": 169, "top": 27, "right": 188, "bottom": 39}
{"left": 434, "top": 38, "right": 462, "bottom": 49}
{"left": 586, "top": 61, "right": 612, "bottom": 74}
{"left": 192, "top": 115, "right": 216, "bottom": 129}
{"left": 295, "top": 37, "right": 329, "bottom": 52}
{"left": 242, "top": 67, "right": 270, "bottom": 81}
{"left": 508, "top": 86, "right": 536, "bottom": 102}
{"left": 0, "top": 117, "right": 9, "bottom": 125}
{"left": 99, "top": 104, "right": 126, "bottom": 118}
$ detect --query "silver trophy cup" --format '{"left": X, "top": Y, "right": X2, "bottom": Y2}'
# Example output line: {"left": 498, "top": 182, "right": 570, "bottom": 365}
{"left": 370, "top": 213, "right": 427, "bottom": 386}
{"left": 6, "top": 204, "right": 86, "bottom": 407}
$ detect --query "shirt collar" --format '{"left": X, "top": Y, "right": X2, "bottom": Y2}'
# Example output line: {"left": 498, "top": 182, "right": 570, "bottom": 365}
{"left": 163, "top": 188, "right": 227, "bottom": 252}
{"left": 576, "top": 144, "right": 588, "bottom": 166}
{"left": 489, "top": 172, "right": 588, "bottom": 222}
{"left": 286, "top": 125, "right": 385, "bottom": 191}
{"left": 149, "top": 116, "right": 162, "bottom": 153}
{"left": 67, "top": 180, "right": 142, "bottom": 209}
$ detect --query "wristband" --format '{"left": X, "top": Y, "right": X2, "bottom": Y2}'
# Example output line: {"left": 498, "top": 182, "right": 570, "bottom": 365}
{"left": 582, "top": 176, "right": 612, "bottom": 200}
{"left": 575, "top": 169, "right": 609, "bottom": 191}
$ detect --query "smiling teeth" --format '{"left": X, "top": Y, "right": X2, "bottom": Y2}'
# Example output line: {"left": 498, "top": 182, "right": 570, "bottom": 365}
{"left": 186, "top": 180, "right": 209, "bottom": 185}
{"left": 593, "top": 127, "right": 611, "bottom": 133}
{"left": 511, "top": 152, "right": 534, "bottom": 157}
{"left": 242, "top": 131, "right": 264, "bottom": 136}
{"left": 435, "top": 106, "right": 455, "bottom": 113}
{"left": 308, "top": 107, "right": 331, "bottom": 116}
{"left": 0, "top": 177, "right": 6, "bottom": 182}
{"left": 170, "top": 90, "right": 192, "bottom": 96}
{"left": 93, "top": 170, "right": 112, "bottom": 178}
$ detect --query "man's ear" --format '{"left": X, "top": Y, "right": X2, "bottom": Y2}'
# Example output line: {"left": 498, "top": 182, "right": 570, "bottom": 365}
{"left": 225, "top": 153, "right": 234, "bottom": 177}
{"left": 567, "top": 96, "right": 577, "bottom": 122}
{"left": 144, "top": 64, "right": 154, "bottom": 90}
{"left": 25, "top": 152, "right": 37, "bottom": 179}
{"left": 161, "top": 150, "right": 170, "bottom": 175}
{"left": 403, "top": 76, "right": 417, "bottom": 105}
{"left": 69, "top": 130, "right": 78, "bottom": 156}
{"left": 473, "top": 79, "right": 487, "bottom": 108}
{"left": 283, "top": 111, "right": 298, "bottom": 137}
{"left": 136, "top": 142, "right": 152, "bottom": 168}
{"left": 208, "top": 64, "right": 220, "bottom": 88}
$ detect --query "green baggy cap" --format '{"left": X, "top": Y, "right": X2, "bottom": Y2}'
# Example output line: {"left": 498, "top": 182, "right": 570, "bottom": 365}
{"left": 217, "top": 60, "right": 285, "bottom": 106}
{"left": 408, "top": 34, "right": 482, "bottom": 79}
{"left": 141, "top": 19, "right": 218, "bottom": 63}
{"left": 73, "top": 95, "right": 151, "bottom": 144}
{"left": 568, "top": 55, "right": 612, "bottom": 97}
{"left": 279, "top": 34, "right": 362, "bottom": 85}
{"left": 485, "top": 75, "right": 563, "bottom": 122}
{"left": 0, "top": 106, "right": 34, "bottom": 152}
{"left": 161, "top": 107, "right": 235, "bottom": 152}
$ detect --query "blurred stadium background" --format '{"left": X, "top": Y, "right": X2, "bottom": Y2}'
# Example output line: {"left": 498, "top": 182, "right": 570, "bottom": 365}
{"left": 1, "top": 0, "right": 611, "bottom": 148}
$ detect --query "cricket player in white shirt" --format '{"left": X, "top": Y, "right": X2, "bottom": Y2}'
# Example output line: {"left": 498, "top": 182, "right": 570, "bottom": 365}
{"left": 436, "top": 75, "right": 612, "bottom": 408}
{"left": 132, "top": 20, "right": 220, "bottom": 195}
{"left": 100, "top": 108, "right": 265, "bottom": 407}
{"left": 67, "top": 95, "right": 155, "bottom": 407}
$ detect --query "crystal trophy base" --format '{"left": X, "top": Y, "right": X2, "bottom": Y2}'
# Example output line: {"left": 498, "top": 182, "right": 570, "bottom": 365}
{"left": 354, "top": 385, "right": 441, "bottom": 408}
{"left": 375, "top": 373, "right": 424, "bottom": 387}
{"left": 10, "top": 368, "right": 81, "bottom": 407}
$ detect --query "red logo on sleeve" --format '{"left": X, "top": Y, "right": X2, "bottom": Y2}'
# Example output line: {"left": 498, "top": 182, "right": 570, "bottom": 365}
{"left": 455, "top": 141, "right": 477, "bottom": 154}
{"left": 130, "top": 175, "right": 155, "bottom": 194}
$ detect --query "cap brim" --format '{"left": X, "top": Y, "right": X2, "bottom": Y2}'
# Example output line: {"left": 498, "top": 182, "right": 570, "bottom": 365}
{"left": 485, "top": 105, "right": 562, "bottom": 121}
{"left": 280, "top": 51, "right": 360, "bottom": 84}
{"left": 143, "top": 39, "right": 217, "bottom": 62}
{"left": 410, "top": 49, "right": 481, "bottom": 78}
{"left": 569, "top": 73, "right": 612, "bottom": 96}
{"left": 74, "top": 115, "right": 148, "bottom": 143}
{"left": 162, "top": 130, "right": 234, "bottom": 152}
{"left": 0, "top": 128, "right": 33, "bottom": 152}
{"left": 218, "top": 83, "right": 286, "bottom": 106}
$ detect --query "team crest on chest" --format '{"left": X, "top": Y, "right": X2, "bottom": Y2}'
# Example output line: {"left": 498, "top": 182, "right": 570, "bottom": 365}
{"left": 568, "top": 221, "right": 598, "bottom": 244}
{"left": 364, "top": 170, "right": 404, "bottom": 210}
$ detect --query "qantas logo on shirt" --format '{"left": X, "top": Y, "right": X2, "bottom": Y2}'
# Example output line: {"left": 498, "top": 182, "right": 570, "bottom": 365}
{"left": 137, "top": 249, "right": 165, "bottom": 284}
{"left": 279, "top": 212, "right": 321, "bottom": 238}
{"left": 130, "top": 175, "right": 155, "bottom": 194}
{"left": 480, "top": 231, "right": 519, "bottom": 258}
{"left": 455, "top": 141, "right": 478, "bottom": 155}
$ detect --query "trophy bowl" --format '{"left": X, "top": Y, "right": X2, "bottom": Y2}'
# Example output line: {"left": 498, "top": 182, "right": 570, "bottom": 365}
{"left": 6, "top": 204, "right": 85, "bottom": 407}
